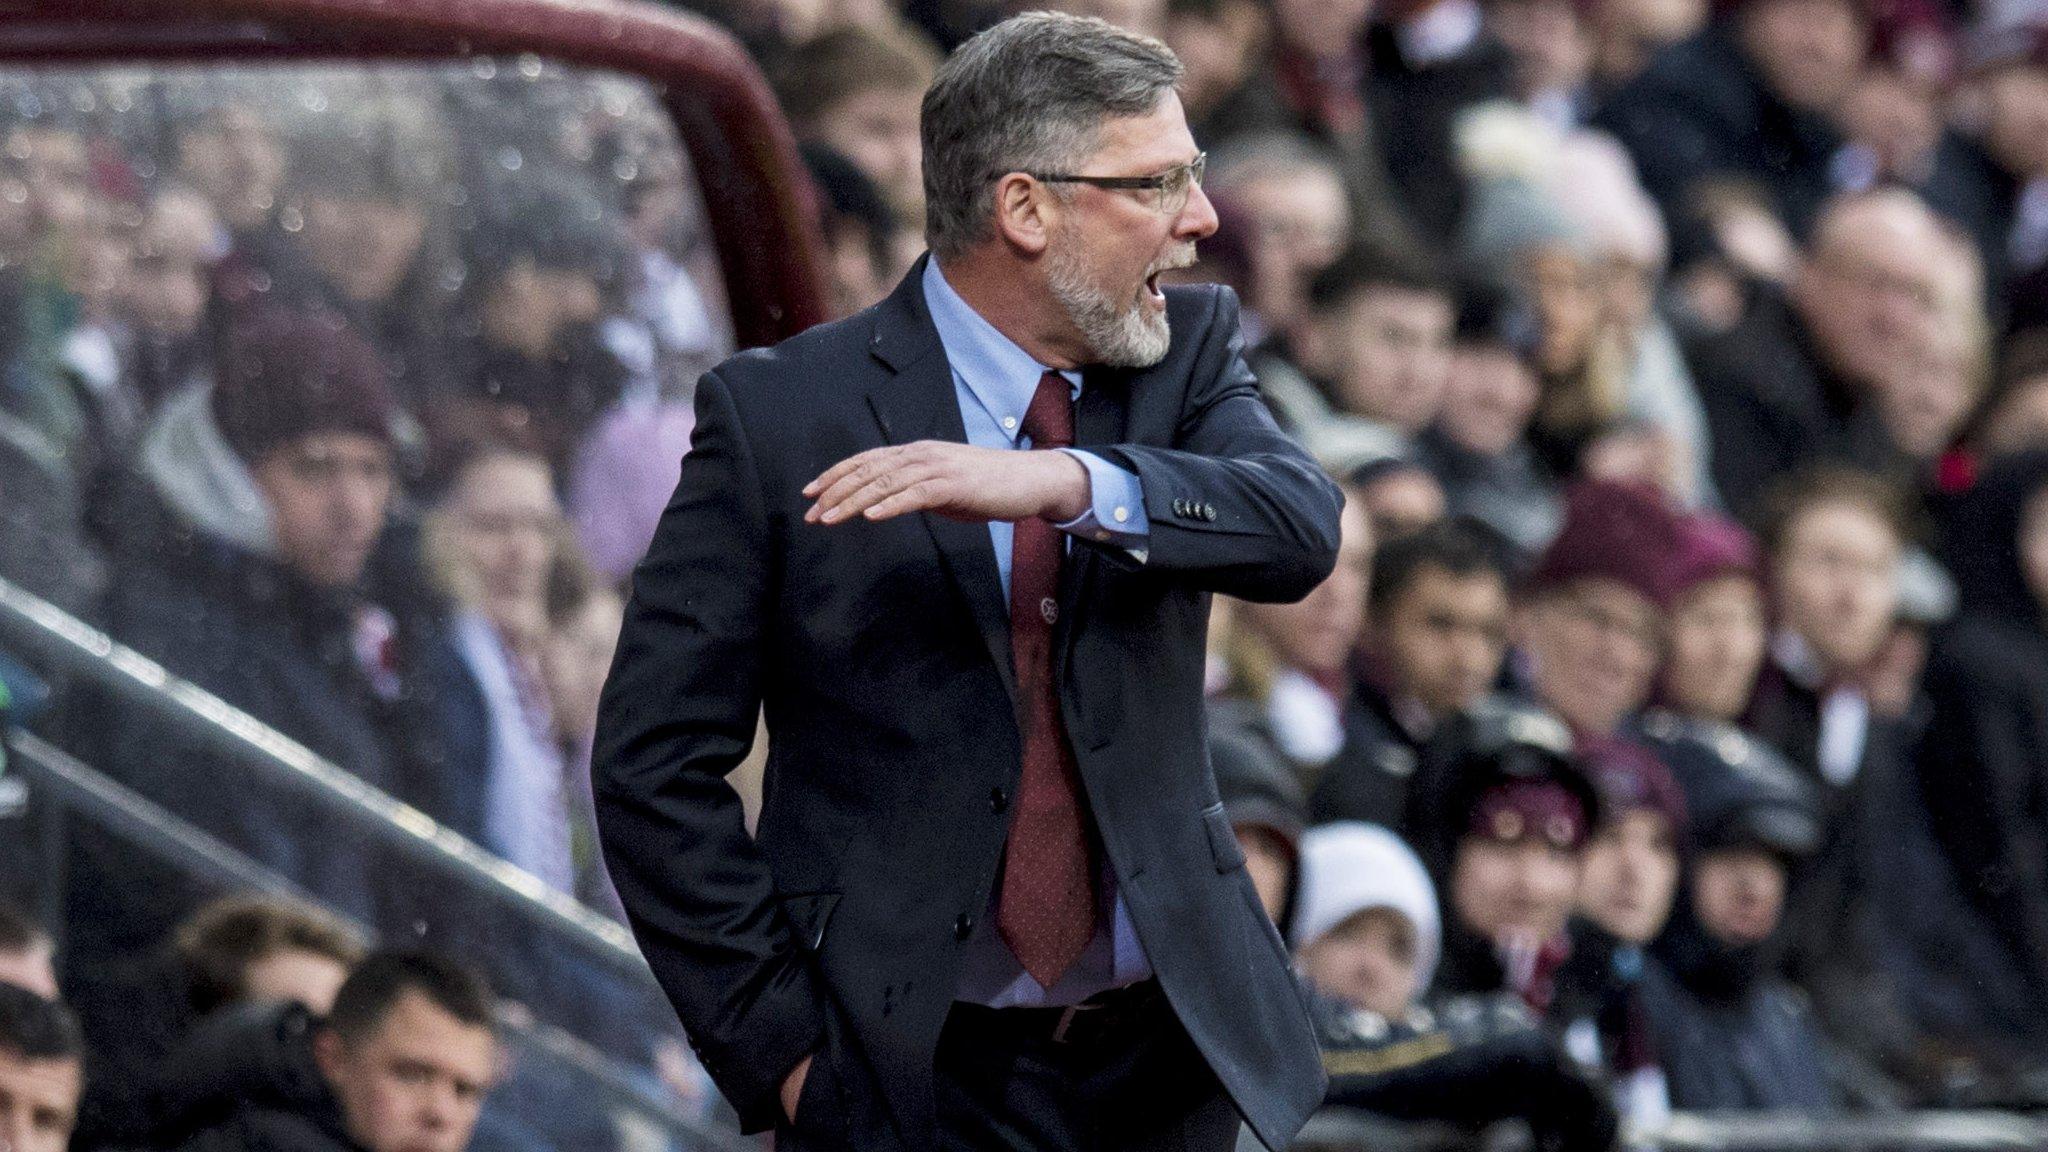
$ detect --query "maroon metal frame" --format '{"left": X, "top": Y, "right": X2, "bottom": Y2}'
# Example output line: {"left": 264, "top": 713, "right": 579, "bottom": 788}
{"left": 0, "top": 0, "right": 832, "bottom": 349}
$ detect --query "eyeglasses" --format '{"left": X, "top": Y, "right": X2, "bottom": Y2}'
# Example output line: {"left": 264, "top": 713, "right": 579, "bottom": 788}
{"left": 1026, "top": 151, "right": 1206, "bottom": 215}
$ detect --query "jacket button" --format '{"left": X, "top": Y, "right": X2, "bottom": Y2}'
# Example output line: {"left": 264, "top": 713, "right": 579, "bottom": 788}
{"left": 954, "top": 913, "right": 976, "bottom": 940}
{"left": 990, "top": 787, "right": 1009, "bottom": 813}
{"left": 1201, "top": 503, "right": 1217, "bottom": 521}
{"left": 1171, "top": 498, "right": 1186, "bottom": 516}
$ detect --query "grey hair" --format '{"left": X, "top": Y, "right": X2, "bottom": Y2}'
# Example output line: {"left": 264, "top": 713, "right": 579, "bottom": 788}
{"left": 921, "top": 11, "right": 1182, "bottom": 259}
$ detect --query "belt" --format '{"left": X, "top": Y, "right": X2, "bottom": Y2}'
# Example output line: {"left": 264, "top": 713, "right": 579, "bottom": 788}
{"left": 949, "top": 979, "right": 1164, "bottom": 1049}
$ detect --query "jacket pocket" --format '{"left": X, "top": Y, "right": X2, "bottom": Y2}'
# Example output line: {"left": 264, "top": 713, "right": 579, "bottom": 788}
{"left": 779, "top": 892, "right": 842, "bottom": 952}
{"left": 1202, "top": 802, "right": 1246, "bottom": 873}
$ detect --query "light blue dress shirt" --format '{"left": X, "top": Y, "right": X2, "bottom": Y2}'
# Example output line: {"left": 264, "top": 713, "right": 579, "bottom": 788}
{"left": 922, "top": 258, "right": 1157, "bottom": 1007}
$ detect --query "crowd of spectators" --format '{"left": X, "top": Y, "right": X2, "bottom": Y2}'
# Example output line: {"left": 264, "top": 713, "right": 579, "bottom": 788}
{"left": 0, "top": 0, "right": 2043, "bottom": 1147}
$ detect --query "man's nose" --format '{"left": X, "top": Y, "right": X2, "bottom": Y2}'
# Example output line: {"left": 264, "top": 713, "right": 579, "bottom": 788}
{"left": 1175, "top": 181, "right": 1219, "bottom": 242}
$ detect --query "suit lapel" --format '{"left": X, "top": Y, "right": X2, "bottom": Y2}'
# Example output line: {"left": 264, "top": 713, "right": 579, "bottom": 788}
{"left": 865, "top": 257, "right": 1020, "bottom": 706}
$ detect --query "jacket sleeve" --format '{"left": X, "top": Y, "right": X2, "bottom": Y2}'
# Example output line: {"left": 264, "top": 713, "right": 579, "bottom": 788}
{"left": 591, "top": 368, "right": 824, "bottom": 1134}
{"left": 1087, "top": 286, "right": 1343, "bottom": 603}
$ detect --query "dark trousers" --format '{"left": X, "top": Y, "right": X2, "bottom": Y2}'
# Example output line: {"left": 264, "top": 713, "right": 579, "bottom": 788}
{"left": 933, "top": 981, "right": 1241, "bottom": 1152}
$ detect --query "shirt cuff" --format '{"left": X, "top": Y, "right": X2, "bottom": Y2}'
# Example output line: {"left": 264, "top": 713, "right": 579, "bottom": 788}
{"left": 1055, "top": 449, "right": 1150, "bottom": 562}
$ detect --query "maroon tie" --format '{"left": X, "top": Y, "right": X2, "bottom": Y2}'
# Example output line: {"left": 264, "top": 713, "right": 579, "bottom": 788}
{"left": 996, "top": 371, "right": 1097, "bottom": 987}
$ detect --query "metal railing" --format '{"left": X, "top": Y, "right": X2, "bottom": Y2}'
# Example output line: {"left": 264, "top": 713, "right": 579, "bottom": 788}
{"left": 1292, "top": 1108, "right": 2048, "bottom": 1151}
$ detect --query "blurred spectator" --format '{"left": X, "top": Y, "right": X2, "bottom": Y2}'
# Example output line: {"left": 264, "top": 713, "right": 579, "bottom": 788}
{"left": 1967, "top": 328, "right": 2048, "bottom": 461}
{"left": 87, "top": 310, "right": 480, "bottom": 957}
{"left": 1513, "top": 480, "right": 1681, "bottom": 739}
{"left": 70, "top": 894, "right": 367, "bottom": 1149}
{"left": 169, "top": 101, "right": 285, "bottom": 248}
{"left": 1658, "top": 512, "right": 1768, "bottom": 723}
{"left": 1347, "top": 455, "right": 1451, "bottom": 541}
{"left": 1292, "top": 822, "right": 1441, "bottom": 1019}
{"left": 1584, "top": 0, "right": 1707, "bottom": 92}
{"left": 452, "top": 172, "right": 634, "bottom": 472}
{"left": 1916, "top": 450, "right": 2048, "bottom": 1052}
{"left": 0, "top": 982, "right": 82, "bottom": 1152}
{"left": 1962, "top": 24, "right": 2048, "bottom": 330}
{"left": 802, "top": 142, "right": 901, "bottom": 319}
{"left": 1364, "top": 0, "right": 1517, "bottom": 249}
{"left": 773, "top": 23, "right": 939, "bottom": 234}
{"left": 1417, "top": 285, "right": 1563, "bottom": 556}
{"left": 1208, "top": 134, "right": 1354, "bottom": 337}
{"left": 422, "top": 431, "right": 580, "bottom": 895}
{"left": 542, "top": 544, "right": 628, "bottom": 917}
{"left": 159, "top": 950, "right": 501, "bottom": 1152}
{"left": 1211, "top": 488, "right": 1374, "bottom": 791}
{"left": 1311, "top": 517, "right": 1514, "bottom": 827}
{"left": 1684, "top": 189, "right": 1954, "bottom": 513}
{"left": 0, "top": 904, "right": 55, "bottom": 1001}
{"left": 1636, "top": 722, "right": 1837, "bottom": 1110}
{"left": 1209, "top": 724, "right": 1308, "bottom": 928}
{"left": 1416, "top": 702, "right": 1599, "bottom": 1014}
{"left": 1201, "top": 0, "right": 1429, "bottom": 258}
{"left": 1483, "top": 0, "right": 1596, "bottom": 129}
{"left": 1562, "top": 737, "right": 1686, "bottom": 1128}
{"left": 1594, "top": 0, "right": 1867, "bottom": 244}
{"left": 1861, "top": 228, "right": 1992, "bottom": 484}
{"left": 1291, "top": 246, "right": 1457, "bottom": 449}
{"left": 1161, "top": 0, "right": 1270, "bottom": 133}
{"left": 219, "top": 130, "right": 454, "bottom": 410}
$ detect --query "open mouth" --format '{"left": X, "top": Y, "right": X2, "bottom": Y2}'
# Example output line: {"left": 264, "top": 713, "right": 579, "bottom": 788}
{"left": 1144, "top": 271, "right": 1165, "bottom": 302}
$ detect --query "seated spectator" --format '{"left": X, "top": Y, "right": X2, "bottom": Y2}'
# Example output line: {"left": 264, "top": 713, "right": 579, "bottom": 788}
{"left": 1210, "top": 488, "right": 1374, "bottom": 791}
{"left": 1417, "top": 703, "right": 1601, "bottom": 1014}
{"left": 0, "top": 904, "right": 56, "bottom": 1000}
{"left": 1857, "top": 227, "right": 1992, "bottom": 489}
{"left": 1484, "top": 0, "right": 1595, "bottom": 129}
{"left": 1297, "top": 823, "right": 1618, "bottom": 1151}
{"left": 1209, "top": 724, "right": 1309, "bottom": 929}
{"left": 169, "top": 98, "right": 285, "bottom": 250}
{"left": 1636, "top": 725, "right": 1837, "bottom": 1110}
{"left": 1362, "top": 0, "right": 1516, "bottom": 250}
{"left": 1657, "top": 512, "right": 1767, "bottom": 724}
{"left": 1345, "top": 455, "right": 1448, "bottom": 542}
{"left": 1683, "top": 189, "right": 1954, "bottom": 513}
{"left": 542, "top": 545, "right": 628, "bottom": 917}
{"left": 1417, "top": 286, "right": 1563, "bottom": 557}
{"left": 1967, "top": 27, "right": 2048, "bottom": 331}
{"left": 1594, "top": 0, "right": 1866, "bottom": 244}
{"left": 158, "top": 950, "right": 501, "bottom": 1152}
{"left": 69, "top": 894, "right": 367, "bottom": 1148}
{"left": 0, "top": 982, "right": 82, "bottom": 1152}
{"left": 1311, "top": 517, "right": 1514, "bottom": 827}
{"left": 422, "top": 431, "right": 581, "bottom": 895}
{"left": 1513, "top": 479, "right": 1681, "bottom": 740}
{"left": 1204, "top": 135, "right": 1355, "bottom": 338}
{"left": 802, "top": 142, "right": 902, "bottom": 320}
{"left": 1291, "top": 821, "right": 1440, "bottom": 1019}
{"left": 88, "top": 309, "right": 481, "bottom": 952}
{"left": 771, "top": 22, "right": 939, "bottom": 237}
{"left": 1258, "top": 248, "right": 1451, "bottom": 478}
{"left": 1160, "top": 0, "right": 1270, "bottom": 136}
{"left": 217, "top": 128, "right": 453, "bottom": 408}
{"left": 1560, "top": 737, "right": 1686, "bottom": 1128}
{"left": 1583, "top": 0, "right": 1705, "bottom": 94}
{"left": 1966, "top": 329, "right": 2048, "bottom": 462}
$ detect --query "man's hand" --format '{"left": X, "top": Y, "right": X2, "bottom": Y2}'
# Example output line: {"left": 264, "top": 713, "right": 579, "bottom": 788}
{"left": 804, "top": 441, "right": 1090, "bottom": 526}
{"left": 780, "top": 1054, "right": 814, "bottom": 1124}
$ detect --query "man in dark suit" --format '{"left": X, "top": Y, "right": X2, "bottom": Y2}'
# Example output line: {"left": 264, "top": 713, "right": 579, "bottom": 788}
{"left": 594, "top": 13, "right": 1339, "bottom": 1151}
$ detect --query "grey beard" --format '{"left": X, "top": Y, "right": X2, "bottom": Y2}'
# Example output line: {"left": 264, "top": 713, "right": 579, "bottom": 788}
{"left": 1046, "top": 238, "right": 1172, "bottom": 369}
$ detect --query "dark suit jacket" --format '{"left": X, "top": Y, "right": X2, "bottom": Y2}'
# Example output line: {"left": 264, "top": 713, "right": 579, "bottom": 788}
{"left": 593, "top": 257, "right": 1339, "bottom": 1149}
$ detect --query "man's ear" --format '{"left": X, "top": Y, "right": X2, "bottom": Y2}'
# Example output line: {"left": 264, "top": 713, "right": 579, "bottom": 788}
{"left": 991, "top": 173, "right": 1054, "bottom": 256}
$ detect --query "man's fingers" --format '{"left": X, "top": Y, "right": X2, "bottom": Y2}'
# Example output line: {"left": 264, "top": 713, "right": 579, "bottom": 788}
{"left": 805, "top": 449, "right": 901, "bottom": 522}
{"left": 821, "top": 465, "right": 945, "bottom": 523}
{"left": 861, "top": 479, "right": 949, "bottom": 522}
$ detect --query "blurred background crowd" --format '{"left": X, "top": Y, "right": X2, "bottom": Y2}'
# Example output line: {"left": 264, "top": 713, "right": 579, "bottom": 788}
{"left": 0, "top": 0, "right": 2045, "bottom": 1147}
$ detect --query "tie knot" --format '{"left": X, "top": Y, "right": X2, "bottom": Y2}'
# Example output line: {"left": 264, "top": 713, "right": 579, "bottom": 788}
{"left": 1023, "top": 370, "right": 1074, "bottom": 450}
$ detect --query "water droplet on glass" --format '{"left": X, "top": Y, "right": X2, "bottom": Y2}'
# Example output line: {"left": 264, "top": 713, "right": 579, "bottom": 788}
{"left": 497, "top": 146, "right": 523, "bottom": 172}
{"left": 517, "top": 53, "right": 545, "bottom": 79}
{"left": 279, "top": 206, "right": 304, "bottom": 233}
{"left": 471, "top": 56, "right": 498, "bottom": 80}
{"left": 299, "top": 87, "right": 329, "bottom": 113}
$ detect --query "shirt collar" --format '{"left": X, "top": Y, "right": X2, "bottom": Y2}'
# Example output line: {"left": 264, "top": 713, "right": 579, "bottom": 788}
{"left": 922, "top": 257, "right": 1078, "bottom": 444}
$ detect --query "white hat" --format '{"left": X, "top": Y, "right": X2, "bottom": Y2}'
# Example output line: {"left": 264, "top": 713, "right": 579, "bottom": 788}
{"left": 1290, "top": 822, "right": 1442, "bottom": 992}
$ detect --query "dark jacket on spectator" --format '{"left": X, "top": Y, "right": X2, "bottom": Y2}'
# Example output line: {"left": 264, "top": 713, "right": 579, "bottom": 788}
{"left": 148, "top": 1002, "right": 362, "bottom": 1152}
{"left": 1306, "top": 676, "right": 1435, "bottom": 829}
{"left": 1594, "top": 23, "right": 1844, "bottom": 259}
{"left": 1680, "top": 287, "right": 1864, "bottom": 516}
{"left": 1640, "top": 894, "right": 1836, "bottom": 1111}
{"left": 1362, "top": 20, "right": 1515, "bottom": 252}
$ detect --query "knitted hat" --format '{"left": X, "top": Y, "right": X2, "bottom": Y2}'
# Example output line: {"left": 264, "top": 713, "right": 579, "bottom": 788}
{"left": 1580, "top": 733, "right": 1687, "bottom": 837}
{"left": 1660, "top": 512, "right": 1762, "bottom": 604}
{"left": 212, "top": 308, "right": 397, "bottom": 464}
{"left": 1292, "top": 821, "right": 1443, "bottom": 991}
{"left": 1524, "top": 480, "right": 1684, "bottom": 608}
{"left": 1467, "top": 778, "right": 1592, "bottom": 851}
